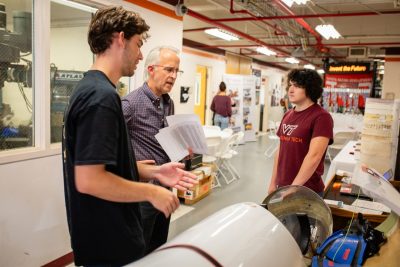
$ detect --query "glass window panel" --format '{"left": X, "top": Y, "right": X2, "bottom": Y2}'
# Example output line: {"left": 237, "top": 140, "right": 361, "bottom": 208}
{"left": 0, "top": 0, "right": 33, "bottom": 151}
{"left": 50, "top": 1, "right": 94, "bottom": 143}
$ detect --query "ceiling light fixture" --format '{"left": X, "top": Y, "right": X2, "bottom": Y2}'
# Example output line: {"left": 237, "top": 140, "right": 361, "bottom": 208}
{"left": 315, "top": 24, "right": 341, "bottom": 40}
{"left": 282, "top": 0, "right": 309, "bottom": 7}
{"left": 52, "top": 0, "right": 97, "bottom": 13}
{"left": 304, "top": 64, "right": 315, "bottom": 70}
{"left": 317, "top": 69, "right": 325, "bottom": 74}
{"left": 256, "top": 46, "right": 277, "bottom": 56}
{"left": 285, "top": 57, "right": 300, "bottom": 64}
{"left": 204, "top": 28, "right": 239, "bottom": 41}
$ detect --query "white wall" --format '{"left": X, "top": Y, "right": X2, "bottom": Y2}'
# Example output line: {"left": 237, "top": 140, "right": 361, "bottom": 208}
{"left": 178, "top": 47, "right": 226, "bottom": 124}
{"left": 50, "top": 26, "right": 93, "bottom": 71}
{"left": 0, "top": 155, "right": 68, "bottom": 266}
{"left": 0, "top": 1, "right": 185, "bottom": 266}
{"left": 382, "top": 60, "right": 400, "bottom": 99}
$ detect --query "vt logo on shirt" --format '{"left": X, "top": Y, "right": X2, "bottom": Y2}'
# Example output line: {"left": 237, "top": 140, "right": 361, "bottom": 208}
{"left": 282, "top": 124, "right": 298, "bottom": 136}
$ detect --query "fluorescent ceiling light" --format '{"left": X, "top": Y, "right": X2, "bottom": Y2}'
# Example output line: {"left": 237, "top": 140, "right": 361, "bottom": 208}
{"left": 256, "top": 46, "right": 277, "bottom": 56}
{"left": 304, "top": 64, "right": 315, "bottom": 70}
{"left": 52, "top": 0, "right": 97, "bottom": 13}
{"left": 282, "top": 0, "right": 294, "bottom": 7}
{"left": 317, "top": 69, "right": 325, "bottom": 74}
{"left": 282, "top": 0, "right": 309, "bottom": 7}
{"left": 204, "top": 28, "right": 239, "bottom": 41}
{"left": 285, "top": 57, "right": 300, "bottom": 64}
{"left": 315, "top": 24, "right": 341, "bottom": 40}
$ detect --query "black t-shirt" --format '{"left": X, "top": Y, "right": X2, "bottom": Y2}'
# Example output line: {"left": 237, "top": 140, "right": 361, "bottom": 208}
{"left": 62, "top": 70, "right": 145, "bottom": 266}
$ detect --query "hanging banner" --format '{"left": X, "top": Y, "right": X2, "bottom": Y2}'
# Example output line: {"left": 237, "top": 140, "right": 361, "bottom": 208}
{"left": 324, "top": 73, "right": 373, "bottom": 90}
{"left": 326, "top": 63, "right": 370, "bottom": 74}
{"left": 322, "top": 73, "right": 373, "bottom": 114}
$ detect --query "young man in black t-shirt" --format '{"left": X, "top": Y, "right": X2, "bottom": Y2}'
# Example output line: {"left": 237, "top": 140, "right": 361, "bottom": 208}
{"left": 62, "top": 7, "right": 196, "bottom": 266}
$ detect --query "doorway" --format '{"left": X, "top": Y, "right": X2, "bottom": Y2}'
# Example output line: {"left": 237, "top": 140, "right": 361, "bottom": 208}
{"left": 194, "top": 65, "right": 207, "bottom": 125}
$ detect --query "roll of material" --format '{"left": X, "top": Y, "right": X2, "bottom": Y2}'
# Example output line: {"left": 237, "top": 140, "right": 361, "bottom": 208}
{"left": 127, "top": 202, "right": 305, "bottom": 267}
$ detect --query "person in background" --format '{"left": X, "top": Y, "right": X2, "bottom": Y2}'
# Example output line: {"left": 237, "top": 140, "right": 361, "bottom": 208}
{"left": 122, "top": 46, "right": 182, "bottom": 254}
{"left": 211, "top": 81, "right": 232, "bottom": 130}
{"left": 268, "top": 69, "right": 333, "bottom": 196}
{"left": 282, "top": 87, "right": 293, "bottom": 113}
{"left": 62, "top": 7, "right": 196, "bottom": 266}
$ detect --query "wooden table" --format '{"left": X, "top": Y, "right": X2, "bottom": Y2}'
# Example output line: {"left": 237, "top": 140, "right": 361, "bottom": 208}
{"left": 323, "top": 175, "right": 389, "bottom": 231}
{"left": 324, "top": 177, "right": 400, "bottom": 266}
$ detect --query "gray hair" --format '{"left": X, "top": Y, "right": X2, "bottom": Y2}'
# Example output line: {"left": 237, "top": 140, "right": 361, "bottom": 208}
{"left": 143, "top": 46, "right": 180, "bottom": 81}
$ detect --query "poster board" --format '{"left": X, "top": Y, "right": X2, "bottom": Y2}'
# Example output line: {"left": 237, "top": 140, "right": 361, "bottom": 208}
{"left": 361, "top": 98, "right": 400, "bottom": 175}
{"left": 223, "top": 74, "right": 257, "bottom": 142}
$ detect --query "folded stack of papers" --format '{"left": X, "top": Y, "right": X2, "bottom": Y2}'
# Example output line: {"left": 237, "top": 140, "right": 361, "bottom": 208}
{"left": 155, "top": 114, "right": 208, "bottom": 162}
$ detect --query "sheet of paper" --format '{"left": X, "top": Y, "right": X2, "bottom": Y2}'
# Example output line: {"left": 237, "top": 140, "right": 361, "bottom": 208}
{"left": 155, "top": 127, "right": 188, "bottom": 162}
{"left": 352, "top": 199, "right": 391, "bottom": 213}
{"left": 166, "top": 114, "right": 200, "bottom": 126}
{"left": 340, "top": 204, "right": 383, "bottom": 215}
{"left": 172, "top": 122, "right": 208, "bottom": 155}
{"left": 155, "top": 114, "right": 208, "bottom": 162}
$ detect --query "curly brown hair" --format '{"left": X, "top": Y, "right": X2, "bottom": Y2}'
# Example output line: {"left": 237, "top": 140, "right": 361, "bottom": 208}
{"left": 288, "top": 69, "right": 323, "bottom": 103}
{"left": 88, "top": 6, "right": 150, "bottom": 54}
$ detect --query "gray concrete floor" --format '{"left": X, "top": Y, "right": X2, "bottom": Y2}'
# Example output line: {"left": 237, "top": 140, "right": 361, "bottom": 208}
{"left": 168, "top": 134, "right": 331, "bottom": 240}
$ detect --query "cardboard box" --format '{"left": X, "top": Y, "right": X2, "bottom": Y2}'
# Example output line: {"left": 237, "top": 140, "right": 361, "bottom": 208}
{"left": 178, "top": 170, "right": 213, "bottom": 204}
{"left": 201, "top": 162, "right": 217, "bottom": 173}
{"left": 193, "top": 165, "right": 212, "bottom": 177}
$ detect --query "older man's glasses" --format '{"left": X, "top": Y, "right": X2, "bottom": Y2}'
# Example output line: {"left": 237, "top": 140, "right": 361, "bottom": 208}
{"left": 152, "top": 65, "right": 184, "bottom": 76}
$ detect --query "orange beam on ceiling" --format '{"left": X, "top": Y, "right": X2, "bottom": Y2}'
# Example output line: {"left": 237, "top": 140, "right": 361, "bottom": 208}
{"left": 385, "top": 57, "right": 400, "bottom": 62}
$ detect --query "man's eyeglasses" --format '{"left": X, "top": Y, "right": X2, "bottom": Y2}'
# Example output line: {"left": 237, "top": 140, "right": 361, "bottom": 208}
{"left": 152, "top": 65, "right": 184, "bottom": 76}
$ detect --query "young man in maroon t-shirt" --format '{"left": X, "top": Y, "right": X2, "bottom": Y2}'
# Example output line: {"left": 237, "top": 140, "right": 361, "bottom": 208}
{"left": 268, "top": 69, "right": 333, "bottom": 195}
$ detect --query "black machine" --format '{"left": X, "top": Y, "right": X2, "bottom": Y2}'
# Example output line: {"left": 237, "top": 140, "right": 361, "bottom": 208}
{"left": 0, "top": 3, "right": 32, "bottom": 90}
{"left": 0, "top": 3, "right": 32, "bottom": 150}
{"left": 50, "top": 67, "right": 84, "bottom": 142}
{"left": 182, "top": 153, "right": 203, "bottom": 171}
{"left": 312, "top": 213, "right": 386, "bottom": 266}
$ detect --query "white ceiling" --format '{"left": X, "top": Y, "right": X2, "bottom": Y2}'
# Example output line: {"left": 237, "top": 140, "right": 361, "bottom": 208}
{"left": 175, "top": 0, "right": 400, "bottom": 70}
{"left": 3, "top": 0, "right": 399, "bottom": 70}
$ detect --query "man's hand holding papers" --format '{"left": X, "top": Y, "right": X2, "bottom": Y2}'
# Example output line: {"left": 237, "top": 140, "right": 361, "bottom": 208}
{"left": 155, "top": 114, "right": 208, "bottom": 162}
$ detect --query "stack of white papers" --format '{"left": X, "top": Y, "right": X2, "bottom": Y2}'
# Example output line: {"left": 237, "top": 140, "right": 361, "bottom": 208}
{"left": 352, "top": 199, "right": 391, "bottom": 214}
{"left": 340, "top": 204, "right": 383, "bottom": 215}
{"left": 155, "top": 114, "right": 208, "bottom": 162}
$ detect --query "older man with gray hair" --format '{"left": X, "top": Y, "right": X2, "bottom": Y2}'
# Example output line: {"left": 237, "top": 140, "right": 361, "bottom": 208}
{"left": 122, "top": 46, "right": 183, "bottom": 254}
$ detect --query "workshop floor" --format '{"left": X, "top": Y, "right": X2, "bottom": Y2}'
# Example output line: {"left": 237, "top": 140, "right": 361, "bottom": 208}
{"left": 168, "top": 134, "right": 331, "bottom": 240}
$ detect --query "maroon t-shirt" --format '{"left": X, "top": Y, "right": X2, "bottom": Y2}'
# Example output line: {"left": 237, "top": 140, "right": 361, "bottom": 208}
{"left": 276, "top": 104, "right": 333, "bottom": 193}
